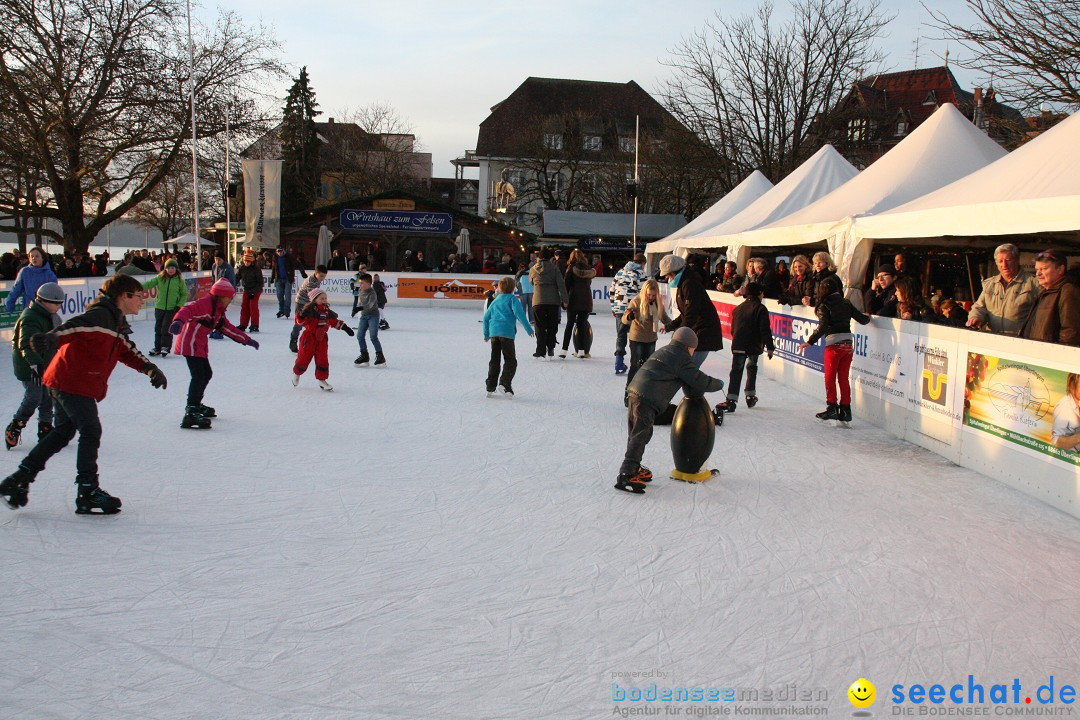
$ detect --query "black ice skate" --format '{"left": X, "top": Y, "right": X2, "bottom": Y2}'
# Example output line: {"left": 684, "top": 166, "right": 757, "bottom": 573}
{"left": 499, "top": 385, "right": 514, "bottom": 399}
{"left": 374, "top": 352, "right": 386, "bottom": 368}
{"left": 196, "top": 404, "right": 216, "bottom": 418}
{"left": 614, "top": 469, "right": 649, "bottom": 494}
{"left": 716, "top": 400, "right": 737, "bottom": 413}
{"left": 745, "top": 395, "right": 758, "bottom": 409}
{"left": 0, "top": 467, "right": 34, "bottom": 509}
{"left": 181, "top": 406, "right": 212, "bottom": 429}
{"left": 378, "top": 319, "right": 389, "bottom": 330}
{"left": 815, "top": 403, "right": 840, "bottom": 421}
{"left": 5, "top": 419, "right": 26, "bottom": 450}
{"left": 838, "top": 404, "right": 852, "bottom": 423}
{"left": 354, "top": 352, "right": 370, "bottom": 367}
{"left": 75, "top": 480, "right": 121, "bottom": 515}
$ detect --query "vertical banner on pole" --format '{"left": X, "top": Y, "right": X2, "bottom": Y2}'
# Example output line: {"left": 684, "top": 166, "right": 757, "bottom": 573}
{"left": 242, "top": 159, "right": 282, "bottom": 249}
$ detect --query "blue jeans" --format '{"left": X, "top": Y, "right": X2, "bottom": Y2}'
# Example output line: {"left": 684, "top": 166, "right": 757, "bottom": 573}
{"left": 14, "top": 380, "right": 53, "bottom": 425}
{"left": 626, "top": 340, "right": 656, "bottom": 388}
{"left": 614, "top": 316, "right": 630, "bottom": 357}
{"left": 691, "top": 350, "right": 710, "bottom": 368}
{"left": 357, "top": 315, "right": 383, "bottom": 353}
{"left": 519, "top": 294, "right": 533, "bottom": 323}
{"left": 275, "top": 280, "right": 292, "bottom": 315}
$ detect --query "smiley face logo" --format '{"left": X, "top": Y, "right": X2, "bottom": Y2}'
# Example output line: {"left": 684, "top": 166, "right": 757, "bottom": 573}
{"left": 848, "top": 678, "right": 876, "bottom": 708}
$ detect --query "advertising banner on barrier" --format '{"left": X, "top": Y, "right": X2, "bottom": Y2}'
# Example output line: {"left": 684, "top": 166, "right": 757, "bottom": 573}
{"left": 397, "top": 276, "right": 498, "bottom": 301}
{"left": 850, "top": 323, "right": 908, "bottom": 407}
{"left": 963, "top": 351, "right": 1080, "bottom": 467}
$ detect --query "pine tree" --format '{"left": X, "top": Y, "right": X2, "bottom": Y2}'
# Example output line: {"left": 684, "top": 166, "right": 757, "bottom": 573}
{"left": 280, "top": 67, "right": 322, "bottom": 216}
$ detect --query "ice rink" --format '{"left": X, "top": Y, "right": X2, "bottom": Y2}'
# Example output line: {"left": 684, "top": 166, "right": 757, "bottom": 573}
{"left": 2, "top": 304, "right": 1078, "bottom": 719}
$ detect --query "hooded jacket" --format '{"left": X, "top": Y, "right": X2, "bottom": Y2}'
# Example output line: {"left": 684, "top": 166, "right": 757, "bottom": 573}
{"left": 564, "top": 262, "right": 596, "bottom": 313}
{"left": 667, "top": 269, "right": 724, "bottom": 352}
{"left": 12, "top": 299, "right": 60, "bottom": 381}
{"left": 609, "top": 261, "right": 644, "bottom": 315}
{"left": 529, "top": 260, "right": 568, "bottom": 307}
{"left": 627, "top": 338, "right": 725, "bottom": 412}
{"left": 1020, "top": 275, "right": 1080, "bottom": 346}
{"left": 5, "top": 263, "right": 59, "bottom": 312}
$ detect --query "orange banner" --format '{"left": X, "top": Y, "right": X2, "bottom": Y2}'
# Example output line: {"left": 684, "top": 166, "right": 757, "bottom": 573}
{"left": 396, "top": 276, "right": 499, "bottom": 300}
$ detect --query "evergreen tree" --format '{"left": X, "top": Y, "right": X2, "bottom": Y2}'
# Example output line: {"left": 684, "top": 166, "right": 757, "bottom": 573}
{"left": 280, "top": 67, "right": 322, "bottom": 215}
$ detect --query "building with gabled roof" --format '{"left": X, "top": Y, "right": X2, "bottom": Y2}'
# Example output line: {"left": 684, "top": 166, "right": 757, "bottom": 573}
{"left": 815, "top": 66, "right": 1025, "bottom": 169}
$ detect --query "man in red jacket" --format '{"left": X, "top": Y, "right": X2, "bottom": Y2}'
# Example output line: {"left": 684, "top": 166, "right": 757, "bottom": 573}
{"left": 0, "top": 274, "right": 168, "bottom": 514}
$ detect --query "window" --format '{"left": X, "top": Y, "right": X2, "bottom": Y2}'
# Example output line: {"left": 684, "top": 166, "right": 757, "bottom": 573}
{"left": 544, "top": 172, "right": 563, "bottom": 194}
{"left": 895, "top": 119, "right": 908, "bottom": 136}
{"left": 580, "top": 173, "right": 596, "bottom": 195}
{"left": 923, "top": 91, "right": 937, "bottom": 105}
{"left": 583, "top": 135, "right": 602, "bottom": 151}
{"left": 543, "top": 133, "right": 563, "bottom": 150}
{"left": 619, "top": 136, "right": 634, "bottom": 153}
{"left": 847, "top": 118, "right": 868, "bottom": 142}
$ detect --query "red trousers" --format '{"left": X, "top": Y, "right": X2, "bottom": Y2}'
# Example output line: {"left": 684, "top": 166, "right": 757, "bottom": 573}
{"left": 823, "top": 342, "right": 854, "bottom": 404}
{"left": 240, "top": 291, "right": 261, "bottom": 328}
{"left": 293, "top": 329, "right": 330, "bottom": 380}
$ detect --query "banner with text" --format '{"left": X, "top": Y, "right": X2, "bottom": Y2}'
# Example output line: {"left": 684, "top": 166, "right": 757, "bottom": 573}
{"left": 242, "top": 159, "right": 282, "bottom": 249}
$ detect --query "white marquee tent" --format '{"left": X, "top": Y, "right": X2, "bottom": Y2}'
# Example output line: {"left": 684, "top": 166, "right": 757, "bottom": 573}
{"left": 851, "top": 109, "right": 1080, "bottom": 242}
{"left": 733, "top": 103, "right": 1009, "bottom": 304}
{"left": 676, "top": 144, "right": 859, "bottom": 268}
{"left": 644, "top": 170, "right": 773, "bottom": 258}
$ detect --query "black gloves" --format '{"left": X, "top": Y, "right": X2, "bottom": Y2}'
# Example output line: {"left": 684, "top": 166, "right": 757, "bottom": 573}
{"left": 144, "top": 363, "right": 167, "bottom": 389}
{"left": 342, "top": 326, "right": 355, "bottom": 336}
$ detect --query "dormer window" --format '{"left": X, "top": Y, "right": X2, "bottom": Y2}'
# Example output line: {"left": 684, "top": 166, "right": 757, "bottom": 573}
{"left": 923, "top": 91, "right": 937, "bottom": 105}
{"left": 619, "top": 136, "right": 634, "bottom": 153}
{"left": 896, "top": 118, "right": 908, "bottom": 136}
{"left": 847, "top": 118, "right": 868, "bottom": 142}
{"left": 543, "top": 133, "right": 563, "bottom": 150}
{"left": 583, "top": 135, "right": 602, "bottom": 151}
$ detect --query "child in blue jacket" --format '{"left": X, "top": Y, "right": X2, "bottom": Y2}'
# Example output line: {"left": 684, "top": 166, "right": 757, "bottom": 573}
{"left": 482, "top": 276, "right": 534, "bottom": 398}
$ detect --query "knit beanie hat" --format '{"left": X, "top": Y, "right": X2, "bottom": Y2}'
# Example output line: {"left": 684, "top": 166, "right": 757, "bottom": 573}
{"left": 36, "top": 282, "right": 65, "bottom": 304}
{"left": 671, "top": 326, "right": 698, "bottom": 348}
{"left": 164, "top": 258, "right": 179, "bottom": 270}
{"left": 308, "top": 287, "right": 327, "bottom": 304}
{"left": 659, "top": 255, "right": 686, "bottom": 276}
{"left": 209, "top": 278, "right": 236, "bottom": 297}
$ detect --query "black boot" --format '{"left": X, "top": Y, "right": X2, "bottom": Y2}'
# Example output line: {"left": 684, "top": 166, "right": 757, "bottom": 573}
{"left": 815, "top": 402, "right": 840, "bottom": 421}
{"left": 181, "top": 406, "right": 212, "bottom": 429}
{"left": 716, "top": 399, "right": 737, "bottom": 413}
{"left": 5, "top": 419, "right": 26, "bottom": 450}
{"left": 38, "top": 421, "right": 53, "bottom": 440}
{"left": 0, "top": 467, "right": 34, "bottom": 509}
{"left": 354, "top": 352, "right": 370, "bottom": 367}
{"left": 196, "top": 404, "right": 216, "bottom": 418}
{"left": 838, "top": 404, "right": 852, "bottom": 422}
{"left": 378, "top": 319, "right": 389, "bottom": 330}
{"left": 374, "top": 351, "right": 386, "bottom": 368}
{"left": 744, "top": 395, "right": 759, "bottom": 409}
{"left": 75, "top": 478, "right": 121, "bottom": 515}
{"left": 248, "top": 325, "right": 259, "bottom": 333}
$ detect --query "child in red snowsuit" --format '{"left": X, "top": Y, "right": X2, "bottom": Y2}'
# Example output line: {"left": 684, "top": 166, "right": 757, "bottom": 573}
{"left": 292, "top": 287, "right": 354, "bottom": 391}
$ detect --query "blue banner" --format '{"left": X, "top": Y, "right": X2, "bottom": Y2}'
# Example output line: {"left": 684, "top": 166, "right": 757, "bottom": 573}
{"left": 340, "top": 209, "right": 453, "bottom": 234}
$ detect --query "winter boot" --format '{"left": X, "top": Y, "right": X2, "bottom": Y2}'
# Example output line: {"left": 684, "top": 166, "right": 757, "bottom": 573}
{"left": 615, "top": 356, "right": 628, "bottom": 375}
{"left": 38, "top": 421, "right": 53, "bottom": 440}
{"left": 181, "top": 406, "right": 212, "bottom": 429}
{"left": 196, "top": 404, "right": 216, "bottom": 418}
{"left": 815, "top": 402, "right": 840, "bottom": 421}
{"left": 75, "top": 478, "right": 122, "bottom": 515}
{"left": 838, "top": 404, "right": 852, "bottom": 422}
{"left": 374, "top": 352, "right": 386, "bottom": 368}
{"left": 5, "top": 419, "right": 26, "bottom": 450}
{"left": 0, "top": 467, "right": 34, "bottom": 509}
{"left": 378, "top": 319, "right": 390, "bottom": 330}
{"left": 354, "top": 352, "right": 370, "bottom": 368}
{"left": 248, "top": 325, "right": 259, "bottom": 333}
{"left": 745, "top": 395, "right": 758, "bottom": 409}
{"left": 318, "top": 379, "right": 334, "bottom": 392}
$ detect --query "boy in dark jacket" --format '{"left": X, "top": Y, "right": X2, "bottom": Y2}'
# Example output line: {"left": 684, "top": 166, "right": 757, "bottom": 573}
{"left": 800, "top": 276, "right": 871, "bottom": 422}
{"left": 0, "top": 275, "right": 168, "bottom": 514}
{"left": 235, "top": 249, "right": 264, "bottom": 332}
{"left": 660, "top": 254, "right": 724, "bottom": 368}
{"left": 717, "top": 282, "right": 774, "bottom": 413}
{"left": 617, "top": 327, "right": 725, "bottom": 494}
{"left": 5, "top": 282, "right": 65, "bottom": 449}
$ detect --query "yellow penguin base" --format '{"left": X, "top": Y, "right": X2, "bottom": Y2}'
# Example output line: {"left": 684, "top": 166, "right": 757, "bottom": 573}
{"left": 670, "top": 468, "right": 720, "bottom": 483}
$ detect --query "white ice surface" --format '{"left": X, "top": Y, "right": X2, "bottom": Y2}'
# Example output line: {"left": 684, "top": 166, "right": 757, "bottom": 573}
{"left": 2, "top": 305, "right": 1078, "bottom": 720}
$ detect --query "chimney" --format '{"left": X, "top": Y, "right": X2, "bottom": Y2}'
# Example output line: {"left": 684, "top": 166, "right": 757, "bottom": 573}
{"left": 328, "top": 117, "right": 334, "bottom": 125}
{"left": 973, "top": 88, "right": 986, "bottom": 131}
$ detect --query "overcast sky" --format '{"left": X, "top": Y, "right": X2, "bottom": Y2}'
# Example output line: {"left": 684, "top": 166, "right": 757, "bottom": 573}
{"left": 207, "top": 0, "right": 985, "bottom": 178}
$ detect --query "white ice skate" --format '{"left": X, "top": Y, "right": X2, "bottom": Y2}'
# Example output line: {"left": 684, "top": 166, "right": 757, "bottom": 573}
{"left": 291, "top": 374, "right": 300, "bottom": 387}
{"left": 318, "top": 380, "right": 334, "bottom": 392}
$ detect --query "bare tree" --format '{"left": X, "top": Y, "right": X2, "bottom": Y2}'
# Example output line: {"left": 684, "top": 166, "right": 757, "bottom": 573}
{"left": 0, "top": 0, "right": 285, "bottom": 252}
{"left": 321, "top": 103, "right": 427, "bottom": 200}
{"left": 929, "top": 0, "right": 1080, "bottom": 111}
{"left": 661, "top": 0, "right": 892, "bottom": 183}
{"left": 127, "top": 164, "right": 195, "bottom": 242}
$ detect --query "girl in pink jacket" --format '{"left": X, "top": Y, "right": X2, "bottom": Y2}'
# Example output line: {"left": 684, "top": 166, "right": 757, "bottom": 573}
{"left": 169, "top": 279, "right": 258, "bottom": 429}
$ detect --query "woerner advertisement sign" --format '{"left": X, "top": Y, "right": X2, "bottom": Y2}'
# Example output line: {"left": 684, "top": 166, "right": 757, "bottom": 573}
{"left": 339, "top": 209, "right": 453, "bottom": 234}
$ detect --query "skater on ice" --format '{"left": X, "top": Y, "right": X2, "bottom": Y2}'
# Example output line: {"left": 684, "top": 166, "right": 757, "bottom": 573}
{"left": 141, "top": 258, "right": 187, "bottom": 356}
{"left": 559, "top": 249, "right": 596, "bottom": 359}
{"left": 5, "top": 282, "right": 65, "bottom": 450}
{"left": 609, "top": 253, "right": 646, "bottom": 375}
{"left": 616, "top": 327, "right": 724, "bottom": 494}
{"left": 353, "top": 273, "right": 387, "bottom": 369}
{"left": 716, "top": 282, "right": 774, "bottom": 414}
{"left": 799, "top": 275, "right": 870, "bottom": 423}
{"left": 169, "top": 278, "right": 259, "bottom": 429}
{"left": 620, "top": 278, "right": 671, "bottom": 406}
{"left": 0, "top": 275, "right": 167, "bottom": 514}
{"left": 528, "top": 248, "right": 567, "bottom": 359}
{"left": 235, "top": 249, "right": 264, "bottom": 333}
{"left": 482, "top": 276, "right": 534, "bottom": 398}
{"left": 289, "top": 265, "right": 327, "bottom": 353}
{"left": 659, "top": 254, "right": 724, "bottom": 369}
{"left": 291, "top": 286, "right": 354, "bottom": 391}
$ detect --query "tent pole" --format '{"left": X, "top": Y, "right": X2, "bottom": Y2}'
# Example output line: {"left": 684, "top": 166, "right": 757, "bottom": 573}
{"left": 965, "top": 253, "right": 977, "bottom": 305}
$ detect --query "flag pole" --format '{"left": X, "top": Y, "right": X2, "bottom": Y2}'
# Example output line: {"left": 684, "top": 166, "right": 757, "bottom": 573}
{"left": 186, "top": 0, "right": 201, "bottom": 271}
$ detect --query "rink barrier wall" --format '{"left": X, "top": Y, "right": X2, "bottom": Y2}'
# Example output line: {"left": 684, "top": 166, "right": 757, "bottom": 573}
{"left": 706, "top": 291, "right": 1080, "bottom": 520}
